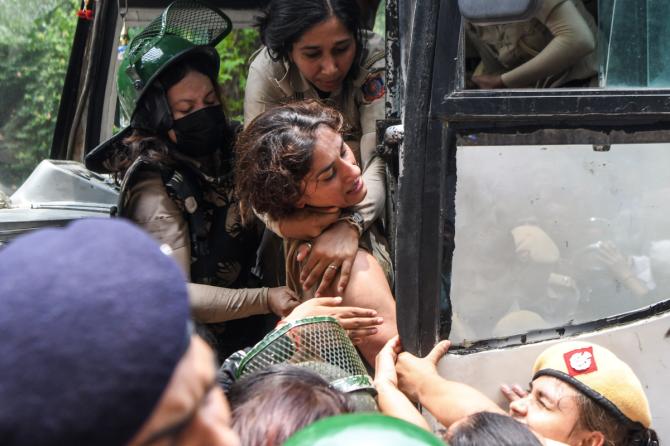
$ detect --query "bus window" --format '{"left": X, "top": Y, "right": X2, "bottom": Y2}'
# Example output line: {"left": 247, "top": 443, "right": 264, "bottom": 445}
{"left": 0, "top": 0, "right": 78, "bottom": 191}
{"left": 444, "top": 143, "right": 670, "bottom": 344}
{"left": 462, "top": 0, "right": 599, "bottom": 89}
{"left": 600, "top": 0, "right": 670, "bottom": 87}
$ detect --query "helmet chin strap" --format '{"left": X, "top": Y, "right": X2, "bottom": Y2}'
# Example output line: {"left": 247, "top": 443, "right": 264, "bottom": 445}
{"left": 130, "top": 81, "right": 174, "bottom": 134}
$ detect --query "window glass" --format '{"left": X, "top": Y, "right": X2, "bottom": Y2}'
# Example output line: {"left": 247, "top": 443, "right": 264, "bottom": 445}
{"left": 463, "top": 0, "right": 600, "bottom": 89}
{"left": 600, "top": 0, "right": 670, "bottom": 87}
{"left": 444, "top": 143, "right": 670, "bottom": 344}
{"left": 0, "top": 0, "right": 78, "bottom": 193}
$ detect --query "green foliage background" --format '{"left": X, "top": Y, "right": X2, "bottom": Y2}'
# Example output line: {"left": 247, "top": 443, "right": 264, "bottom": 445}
{"left": 0, "top": 2, "right": 385, "bottom": 190}
{"left": 216, "top": 28, "right": 260, "bottom": 123}
{"left": 0, "top": 0, "right": 78, "bottom": 189}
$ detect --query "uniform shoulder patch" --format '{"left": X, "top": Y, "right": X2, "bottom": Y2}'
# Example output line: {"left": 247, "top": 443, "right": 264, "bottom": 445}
{"left": 361, "top": 71, "right": 385, "bottom": 103}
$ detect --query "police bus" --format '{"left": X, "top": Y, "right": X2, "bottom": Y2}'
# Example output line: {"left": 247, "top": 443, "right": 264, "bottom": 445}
{"left": 1, "top": 0, "right": 668, "bottom": 437}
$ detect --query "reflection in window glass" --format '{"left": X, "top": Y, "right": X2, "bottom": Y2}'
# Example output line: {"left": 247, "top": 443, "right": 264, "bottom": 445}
{"left": 446, "top": 144, "right": 670, "bottom": 344}
{"left": 462, "top": 0, "right": 599, "bottom": 89}
{"left": 600, "top": 0, "right": 670, "bottom": 87}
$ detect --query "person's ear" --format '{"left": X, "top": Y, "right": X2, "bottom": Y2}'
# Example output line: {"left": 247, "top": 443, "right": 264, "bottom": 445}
{"left": 578, "top": 431, "right": 605, "bottom": 446}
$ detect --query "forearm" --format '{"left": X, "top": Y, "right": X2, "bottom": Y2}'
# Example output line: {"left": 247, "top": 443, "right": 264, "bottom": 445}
{"left": 353, "top": 155, "right": 386, "bottom": 230}
{"left": 375, "top": 381, "right": 431, "bottom": 430}
{"left": 501, "top": 1, "right": 595, "bottom": 87}
{"left": 416, "top": 374, "right": 504, "bottom": 427}
{"left": 189, "top": 284, "right": 270, "bottom": 322}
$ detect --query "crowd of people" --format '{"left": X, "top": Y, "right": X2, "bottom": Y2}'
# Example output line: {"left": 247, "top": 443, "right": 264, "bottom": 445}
{"left": 0, "top": 0, "right": 661, "bottom": 444}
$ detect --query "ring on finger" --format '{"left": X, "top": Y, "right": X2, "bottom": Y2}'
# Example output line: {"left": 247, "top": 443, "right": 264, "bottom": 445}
{"left": 306, "top": 242, "right": 313, "bottom": 250}
{"left": 327, "top": 263, "right": 338, "bottom": 271}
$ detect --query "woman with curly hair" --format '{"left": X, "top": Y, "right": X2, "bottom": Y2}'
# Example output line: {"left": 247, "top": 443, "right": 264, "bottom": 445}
{"left": 244, "top": 0, "right": 390, "bottom": 298}
{"left": 235, "top": 100, "right": 396, "bottom": 365}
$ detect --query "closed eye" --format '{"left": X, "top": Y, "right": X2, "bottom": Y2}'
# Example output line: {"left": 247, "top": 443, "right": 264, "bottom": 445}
{"left": 333, "top": 44, "right": 351, "bottom": 54}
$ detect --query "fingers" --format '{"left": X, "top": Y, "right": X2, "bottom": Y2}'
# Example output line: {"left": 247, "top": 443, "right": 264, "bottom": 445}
{"left": 295, "top": 242, "right": 312, "bottom": 262}
{"left": 338, "top": 315, "right": 383, "bottom": 331}
{"left": 302, "top": 260, "right": 329, "bottom": 291}
{"left": 315, "top": 263, "right": 339, "bottom": 297}
{"left": 282, "top": 298, "right": 300, "bottom": 317}
{"left": 425, "top": 340, "right": 451, "bottom": 365}
{"left": 309, "top": 296, "right": 343, "bottom": 307}
{"left": 378, "top": 335, "right": 401, "bottom": 359}
{"left": 500, "top": 383, "right": 527, "bottom": 402}
{"left": 348, "top": 327, "right": 379, "bottom": 343}
{"left": 330, "top": 305, "right": 378, "bottom": 319}
{"left": 336, "top": 258, "right": 353, "bottom": 294}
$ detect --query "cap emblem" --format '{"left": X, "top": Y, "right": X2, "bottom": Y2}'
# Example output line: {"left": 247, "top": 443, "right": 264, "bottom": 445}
{"left": 564, "top": 346, "right": 598, "bottom": 376}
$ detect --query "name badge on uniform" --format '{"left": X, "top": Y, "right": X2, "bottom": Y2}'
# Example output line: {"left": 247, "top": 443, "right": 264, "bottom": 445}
{"left": 361, "top": 71, "right": 385, "bottom": 103}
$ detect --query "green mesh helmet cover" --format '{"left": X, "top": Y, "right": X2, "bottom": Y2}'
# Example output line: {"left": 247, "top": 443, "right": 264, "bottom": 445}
{"left": 236, "top": 317, "right": 375, "bottom": 394}
{"left": 283, "top": 413, "right": 447, "bottom": 446}
{"left": 117, "top": 0, "right": 232, "bottom": 123}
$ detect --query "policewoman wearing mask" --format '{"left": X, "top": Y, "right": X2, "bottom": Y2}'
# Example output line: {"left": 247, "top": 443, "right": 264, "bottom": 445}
{"left": 244, "top": 0, "right": 391, "bottom": 297}
{"left": 86, "top": 0, "right": 298, "bottom": 360}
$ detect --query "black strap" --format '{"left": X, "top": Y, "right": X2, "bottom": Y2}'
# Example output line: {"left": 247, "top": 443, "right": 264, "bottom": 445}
{"left": 161, "top": 167, "right": 210, "bottom": 257}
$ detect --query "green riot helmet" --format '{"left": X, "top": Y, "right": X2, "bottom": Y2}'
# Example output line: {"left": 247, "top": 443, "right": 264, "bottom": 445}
{"left": 236, "top": 317, "right": 378, "bottom": 412}
{"left": 117, "top": 0, "right": 231, "bottom": 129}
{"left": 283, "top": 413, "right": 447, "bottom": 446}
{"left": 85, "top": 0, "right": 231, "bottom": 173}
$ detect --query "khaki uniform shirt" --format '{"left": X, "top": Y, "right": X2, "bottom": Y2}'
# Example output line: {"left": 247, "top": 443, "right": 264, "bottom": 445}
{"left": 122, "top": 167, "right": 271, "bottom": 323}
{"left": 467, "top": 0, "right": 598, "bottom": 88}
{"left": 244, "top": 31, "right": 387, "bottom": 233}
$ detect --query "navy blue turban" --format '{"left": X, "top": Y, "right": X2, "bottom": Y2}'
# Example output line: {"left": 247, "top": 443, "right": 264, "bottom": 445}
{"left": 0, "top": 218, "right": 191, "bottom": 446}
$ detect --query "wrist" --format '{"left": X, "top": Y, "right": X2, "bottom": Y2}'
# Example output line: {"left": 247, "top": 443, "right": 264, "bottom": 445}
{"left": 337, "top": 211, "right": 364, "bottom": 237}
{"left": 374, "top": 378, "right": 398, "bottom": 391}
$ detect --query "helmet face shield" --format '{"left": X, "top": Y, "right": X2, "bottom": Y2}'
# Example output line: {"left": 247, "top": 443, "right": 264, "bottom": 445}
{"left": 85, "top": 0, "right": 231, "bottom": 173}
{"left": 116, "top": 0, "right": 232, "bottom": 123}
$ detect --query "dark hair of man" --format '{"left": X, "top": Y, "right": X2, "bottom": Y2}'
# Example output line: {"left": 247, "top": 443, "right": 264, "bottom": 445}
{"left": 235, "top": 100, "right": 344, "bottom": 221}
{"left": 447, "top": 412, "right": 542, "bottom": 446}
{"left": 575, "top": 394, "right": 660, "bottom": 446}
{"left": 257, "top": 0, "right": 364, "bottom": 82}
{"left": 112, "top": 54, "right": 226, "bottom": 175}
{"left": 227, "top": 364, "right": 352, "bottom": 446}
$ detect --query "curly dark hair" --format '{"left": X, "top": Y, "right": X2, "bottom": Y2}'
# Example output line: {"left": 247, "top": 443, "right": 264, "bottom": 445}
{"left": 235, "top": 100, "right": 344, "bottom": 221}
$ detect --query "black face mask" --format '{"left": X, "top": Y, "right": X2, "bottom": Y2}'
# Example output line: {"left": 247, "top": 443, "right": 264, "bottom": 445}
{"left": 171, "top": 105, "right": 229, "bottom": 158}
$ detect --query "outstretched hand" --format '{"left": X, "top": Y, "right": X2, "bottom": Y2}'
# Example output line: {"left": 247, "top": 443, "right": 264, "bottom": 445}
{"left": 374, "top": 335, "right": 403, "bottom": 387}
{"left": 283, "top": 296, "right": 383, "bottom": 344}
{"left": 396, "top": 340, "right": 451, "bottom": 402}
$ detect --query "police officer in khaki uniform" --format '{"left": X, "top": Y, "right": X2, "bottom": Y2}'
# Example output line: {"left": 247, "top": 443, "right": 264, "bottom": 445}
{"left": 244, "top": 0, "right": 391, "bottom": 296}
{"left": 85, "top": 0, "right": 299, "bottom": 360}
{"left": 465, "top": 0, "right": 598, "bottom": 89}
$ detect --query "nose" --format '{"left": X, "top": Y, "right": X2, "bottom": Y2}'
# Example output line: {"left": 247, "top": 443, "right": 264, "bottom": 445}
{"left": 341, "top": 158, "right": 361, "bottom": 181}
{"left": 320, "top": 55, "right": 339, "bottom": 77}
{"left": 509, "top": 396, "right": 529, "bottom": 420}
